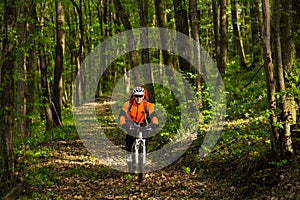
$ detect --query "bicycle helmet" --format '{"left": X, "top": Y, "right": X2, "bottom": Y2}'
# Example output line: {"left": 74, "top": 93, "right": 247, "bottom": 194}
{"left": 132, "top": 86, "right": 145, "bottom": 96}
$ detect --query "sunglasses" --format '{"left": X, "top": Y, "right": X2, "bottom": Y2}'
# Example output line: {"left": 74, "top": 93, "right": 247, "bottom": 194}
{"left": 134, "top": 95, "right": 144, "bottom": 98}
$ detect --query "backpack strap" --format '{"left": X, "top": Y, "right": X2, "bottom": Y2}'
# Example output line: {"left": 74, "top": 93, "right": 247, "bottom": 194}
{"left": 127, "top": 101, "right": 149, "bottom": 115}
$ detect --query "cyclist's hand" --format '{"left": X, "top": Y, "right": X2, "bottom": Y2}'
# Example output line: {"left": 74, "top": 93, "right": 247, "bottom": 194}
{"left": 150, "top": 124, "right": 158, "bottom": 130}
{"left": 121, "top": 124, "right": 131, "bottom": 132}
{"left": 128, "top": 125, "right": 136, "bottom": 132}
{"left": 121, "top": 124, "right": 127, "bottom": 130}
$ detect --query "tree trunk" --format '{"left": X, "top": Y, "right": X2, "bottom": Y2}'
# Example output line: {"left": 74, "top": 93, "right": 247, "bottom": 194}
{"left": 261, "top": 0, "right": 281, "bottom": 159}
{"left": 16, "top": 1, "right": 27, "bottom": 136}
{"left": 189, "top": 0, "right": 203, "bottom": 104}
{"left": 219, "top": 0, "right": 228, "bottom": 74}
{"left": 173, "top": 0, "right": 190, "bottom": 73}
{"left": 39, "top": 45, "right": 56, "bottom": 131}
{"left": 273, "top": 0, "right": 289, "bottom": 159}
{"left": 53, "top": 1, "right": 65, "bottom": 126}
{"left": 293, "top": 1, "right": 300, "bottom": 59}
{"left": 0, "top": 55, "right": 16, "bottom": 192}
{"left": 212, "top": 0, "right": 220, "bottom": 63}
{"left": 274, "top": 0, "right": 296, "bottom": 158}
{"left": 250, "top": 0, "right": 261, "bottom": 69}
{"left": 137, "top": 0, "right": 155, "bottom": 102}
{"left": 154, "top": 0, "right": 180, "bottom": 101}
{"left": 0, "top": 0, "right": 16, "bottom": 192}
{"left": 38, "top": 6, "right": 56, "bottom": 130}
{"left": 231, "top": 0, "right": 247, "bottom": 70}
{"left": 70, "top": 0, "right": 85, "bottom": 106}
{"left": 154, "top": 0, "right": 172, "bottom": 67}
{"left": 112, "top": 0, "right": 140, "bottom": 86}
{"left": 173, "top": 0, "right": 193, "bottom": 103}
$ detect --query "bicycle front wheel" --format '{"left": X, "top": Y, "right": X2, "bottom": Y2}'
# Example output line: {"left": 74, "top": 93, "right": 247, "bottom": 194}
{"left": 138, "top": 145, "right": 144, "bottom": 182}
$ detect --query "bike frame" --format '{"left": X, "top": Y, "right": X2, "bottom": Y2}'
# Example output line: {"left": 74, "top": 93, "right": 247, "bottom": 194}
{"left": 128, "top": 125, "right": 151, "bottom": 181}
{"left": 134, "top": 131, "right": 146, "bottom": 165}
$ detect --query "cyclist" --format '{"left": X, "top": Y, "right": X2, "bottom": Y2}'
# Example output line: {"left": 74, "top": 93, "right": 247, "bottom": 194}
{"left": 118, "top": 86, "right": 159, "bottom": 164}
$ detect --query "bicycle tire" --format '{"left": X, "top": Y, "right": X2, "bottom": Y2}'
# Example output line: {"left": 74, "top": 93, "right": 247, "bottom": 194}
{"left": 138, "top": 144, "right": 144, "bottom": 182}
{"left": 129, "top": 146, "right": 135, "bottom": 174}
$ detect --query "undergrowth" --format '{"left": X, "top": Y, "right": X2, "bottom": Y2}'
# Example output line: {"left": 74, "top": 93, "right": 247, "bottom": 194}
{"left": 10, "top": 61, "right": 300, "bottom": 199}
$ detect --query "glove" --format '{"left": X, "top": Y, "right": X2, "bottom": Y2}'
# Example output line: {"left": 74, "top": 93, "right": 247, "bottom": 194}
{"left": 150, "top": 123, "right": 158, "bottom": 130}
{"left": 121, "top": 124, "right": 130, "bottom": 132}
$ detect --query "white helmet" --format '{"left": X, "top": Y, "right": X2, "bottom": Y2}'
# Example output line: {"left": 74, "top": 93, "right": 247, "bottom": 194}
{"left": 132, "top": 86, "right": 145, "bottom": 96}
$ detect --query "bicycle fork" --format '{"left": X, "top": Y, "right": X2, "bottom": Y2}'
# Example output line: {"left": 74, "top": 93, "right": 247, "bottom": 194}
{"left": 134, "top": 131, "right": 146, "bottom": 165}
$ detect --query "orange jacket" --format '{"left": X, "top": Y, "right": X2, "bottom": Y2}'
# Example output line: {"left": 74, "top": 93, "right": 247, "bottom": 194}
{"left": 119, "top": 100, "right": 158, "bottom": 126}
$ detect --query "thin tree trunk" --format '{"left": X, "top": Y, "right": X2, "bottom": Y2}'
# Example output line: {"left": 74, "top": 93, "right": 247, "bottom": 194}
{"left": 250, "top": 0, "right": 261, "bottom": 69}
{"left": 219, "top": 0, "right": 228, "bottom": 74}
{"left": 16, "top": 1, "right": 27, "bottom": 136}
{"left": 53, "top": 1, "right": 65, "bottom": 126}
{"left": 293, "top": 1, "right": 300, "bottom": 59}
{"left": 212, "top": 0, "right": 220, "bottom": 63}
{"left": 38, "top": 5, "right": 56, "bottom": 130}
{"left": 39, "top": 46, "right": 56, "bottom": 131}
{"left": 70, "top": 0, "right": 85, "bottom": 105}
{"left": 112, "top": 0, "right": 140, "bottom": 86}
{"left": 24, "top": 5, "right": 38, "bottom": 137}
{"left": 231, "top": 0, "right": 247, "bottom": 70}
{"left": 137, "top": 0, "right": 155, "bottom": 102}
{"left": 189, "top": 0, "right": 203, "bottom": 104}
{"left": 154, "top": 0, "right": 171, "bottom": 67}
{"left": 262, "top": 0, "right": 281, "bottom": 159}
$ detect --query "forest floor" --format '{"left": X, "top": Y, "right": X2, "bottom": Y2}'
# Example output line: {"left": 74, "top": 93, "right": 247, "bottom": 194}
{"left": 17, "top": 97, "right": 300, "bottom": 200}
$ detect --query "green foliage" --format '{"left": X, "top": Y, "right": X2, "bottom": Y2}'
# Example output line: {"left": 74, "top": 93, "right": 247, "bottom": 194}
{"left": 149, "top": 84, "right": 181, "bottom": 149}
{"left": 193, "top": 60, "right": 274, "bottom": 182}
{"left": 286, "top": 59, "right": 300, "bottom": 101}
{"left": 269, "top": 159, "right": 288, "bottom": 167}
{"left": 182, "top": 166, "right": 191, "bottom": 174}
{"left": 225, "top": 60, "right": 268, "bottom": 120}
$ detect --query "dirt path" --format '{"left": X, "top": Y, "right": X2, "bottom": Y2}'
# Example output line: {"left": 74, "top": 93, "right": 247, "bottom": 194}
{"left": 27, "top": 139, "right": 226, "bottom": 199}
{"left": 21, "top": 96, "right": 300, "bottom": 199}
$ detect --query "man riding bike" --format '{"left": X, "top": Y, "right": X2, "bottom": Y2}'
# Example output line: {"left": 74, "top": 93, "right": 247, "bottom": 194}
{"left": 118, "top": 86, "right": 159, "bottom": 164}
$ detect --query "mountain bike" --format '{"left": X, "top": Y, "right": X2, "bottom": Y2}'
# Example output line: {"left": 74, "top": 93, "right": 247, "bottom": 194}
{"left": 127, "top": 125, "right": 151, "bottom": 182}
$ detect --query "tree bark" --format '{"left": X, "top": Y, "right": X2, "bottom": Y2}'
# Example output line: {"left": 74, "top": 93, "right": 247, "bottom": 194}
{"left": 173, "top": 0, "right": 190, "bottom": 73}
{"left": 16, "top": 1, "right": 27, "bottom": 137}
{"left": 231, "top": 0, "right": 247, "bottom": 70}
{"left": 261, "top": 0, "right": 281, "bottom": 159}
{"left": 274, "top": 0, "right": 294, "bottom": 158}
{"left": 137, "top": 0, "right": 155, "bottom": 102}
{"left": 250, "top": 0, "right": 261, "bottom": 68}
{"left": 154, "top": 0, "right": 172, "bottom": 67}
{"left": 112, "top": 0, "right": 140, "bottom": 86}
{"left": 53, "top": 1, "right": 65, "bottom": 126}
{"left": 189, "top": 0, "right": 203, "bottom": 103}
{"left": 39, "top": 45, "right": 56, "bottom": 131}
{"left": 212, "top": 0, "right": 220, "bottom": 63}
{"left": 24, "top": 5, "right": 38, "bottom": 137}
{"left": 38, "top": 5, "right": 56, "bottom": 130}
{"left": 0, "top": 0, "right": 16, "bottom": 192}
{"left": 293, "top": 1, "right": 300, "bottom": 58}
{"left": 70, "top": 0, "right": 85, "bottom": 106}
{"left": 219, "top": 0, "right": 228, "bottom": 74}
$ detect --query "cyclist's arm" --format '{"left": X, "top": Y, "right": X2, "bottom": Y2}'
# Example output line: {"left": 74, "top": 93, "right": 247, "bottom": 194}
{"left": 119, "top": 101, "right": 130, "bottom": 127}
{"left": 148, "top": 103, "right": 158, "bottom": 125}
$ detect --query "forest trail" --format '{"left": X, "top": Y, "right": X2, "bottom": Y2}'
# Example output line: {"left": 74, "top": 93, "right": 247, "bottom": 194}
{"left": 24, "top": 96, "right": 227, "bottom": 199}
{"left": 29, "top": 139, "right": 221, "bottom": 199}
{"left": 22, "top": 97, "right": 300, "bottom": 199}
